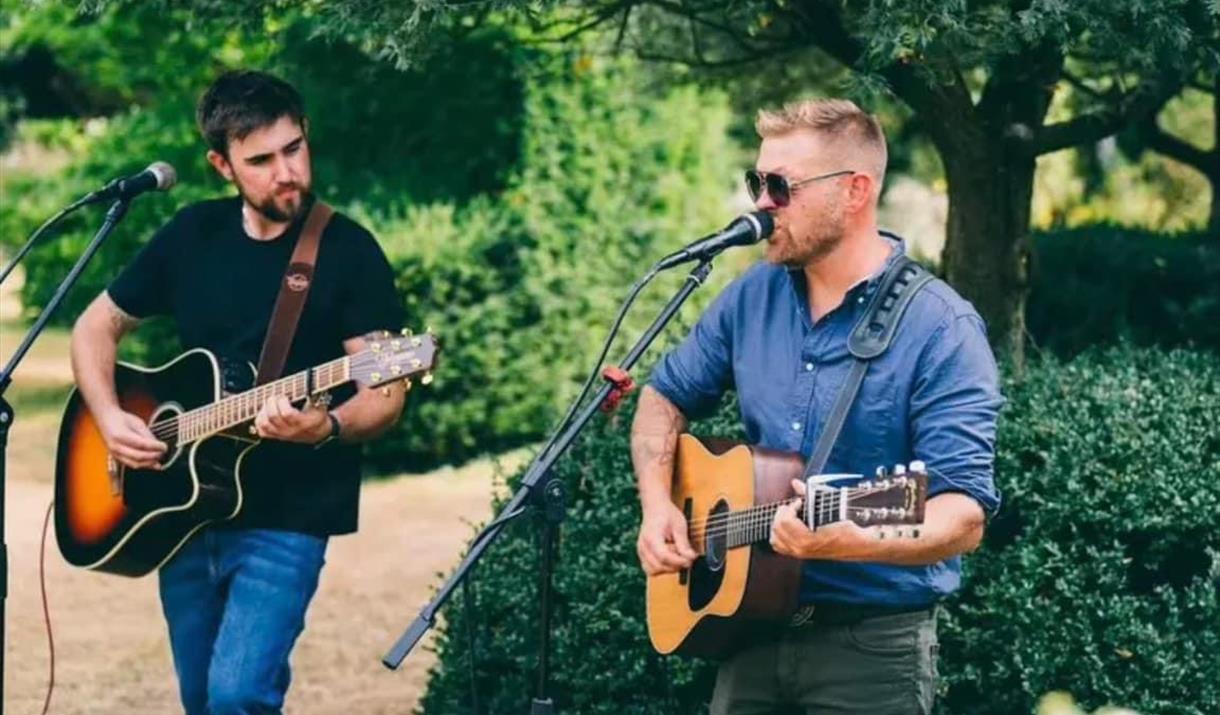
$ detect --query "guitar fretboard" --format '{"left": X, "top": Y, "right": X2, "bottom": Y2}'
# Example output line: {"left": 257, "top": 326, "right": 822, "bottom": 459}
{"left": 690, "top": 489, "right": 847, "bottom": 552}
{"left": 173, "top": 357, "right": 350, "bottom": 443}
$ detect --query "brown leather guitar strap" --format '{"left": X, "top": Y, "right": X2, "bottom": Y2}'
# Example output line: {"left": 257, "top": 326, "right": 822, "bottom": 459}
{"left": 254, "top": 199, "right": 334, "bottom": 385}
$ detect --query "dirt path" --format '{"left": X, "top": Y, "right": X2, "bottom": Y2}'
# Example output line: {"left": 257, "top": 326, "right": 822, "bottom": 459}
{"left": 4, "top": 442, "right": 515, "bottom": 714}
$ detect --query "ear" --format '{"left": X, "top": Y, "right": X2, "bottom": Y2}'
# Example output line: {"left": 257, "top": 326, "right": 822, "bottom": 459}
{"left": 846, "top": 173, "right": 876, "bottom": 213}
{"left": 206, "top": 149, "right": 234, "bottom": 182}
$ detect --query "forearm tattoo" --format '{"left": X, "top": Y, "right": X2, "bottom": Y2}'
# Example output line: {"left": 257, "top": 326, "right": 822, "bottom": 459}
{"left": 631, "top": 388, "right": 686, "bottom": 477}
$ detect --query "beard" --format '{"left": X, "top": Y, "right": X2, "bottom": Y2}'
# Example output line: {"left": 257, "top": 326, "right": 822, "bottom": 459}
{"left": 765, "top": 205, "right": 846, "bottom": 268}
{"left": 238, "top": 178, "right": 310, "bottom": 223}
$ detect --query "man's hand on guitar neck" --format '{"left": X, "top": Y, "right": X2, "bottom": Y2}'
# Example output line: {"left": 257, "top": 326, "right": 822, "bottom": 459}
{"left": 771, "top": 479, "right": 987, "bottom": 565}
{"left": 769, "top": 478, "right": 877, "bottom": 561}
{"left": 254, "top": 394, "right": 332, "bottom": 444}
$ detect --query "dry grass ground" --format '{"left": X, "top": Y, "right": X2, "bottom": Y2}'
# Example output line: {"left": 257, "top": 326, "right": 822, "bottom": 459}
{"left": 1, "top": 283, "right": 518, "bottom": 713}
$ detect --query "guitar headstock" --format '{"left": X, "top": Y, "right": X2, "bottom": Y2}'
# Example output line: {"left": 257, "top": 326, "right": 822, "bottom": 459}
{"left": 805, "top": 461, "right": 928, "bottom": 535}
{"left": 352, "top": 328, "right": 440, "bottom": 391}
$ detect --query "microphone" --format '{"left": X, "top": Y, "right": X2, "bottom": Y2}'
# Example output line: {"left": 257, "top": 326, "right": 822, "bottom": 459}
{"left": 655, "top": 211, "right": 775, "bottom": 270}
{"left": 82, "top": 162, "right": 177, "bottom": 204}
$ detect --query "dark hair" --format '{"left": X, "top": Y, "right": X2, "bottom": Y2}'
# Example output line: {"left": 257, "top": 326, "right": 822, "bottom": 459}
{"left": 196, "top": 70, "right": 305, "bottom": 155}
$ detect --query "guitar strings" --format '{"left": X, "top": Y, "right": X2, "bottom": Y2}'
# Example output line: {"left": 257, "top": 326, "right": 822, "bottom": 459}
{"left": 142, "top": 357, "right": 353, "bottom": 441}
{"left": 684, "top": 484, "right": 895, "bottom": 531}
{"left": 691, "top": 505, "right": 918, "bottom": 551}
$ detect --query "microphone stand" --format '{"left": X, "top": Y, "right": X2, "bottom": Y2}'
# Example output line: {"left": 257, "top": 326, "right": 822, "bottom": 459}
{"left": 0, "top": 198, "right": 132, "bottom": 712}
{"left": 382, "top": 256, "right": 717, "bottom": 714}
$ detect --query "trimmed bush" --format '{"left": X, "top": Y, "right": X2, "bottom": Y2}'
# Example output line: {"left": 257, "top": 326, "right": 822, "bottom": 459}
{"left": 1028, "top": 226, "right": 1220, "bottom": 358}
{"left": 361, "top": 56, "right": 740, "bottom": 470}
{"left": 421, "top": 345, "right": 1220, "bottom": 715}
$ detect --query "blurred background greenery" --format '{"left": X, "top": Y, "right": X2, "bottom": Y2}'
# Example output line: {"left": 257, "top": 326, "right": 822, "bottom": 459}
{"left": 1, "top": 1, "right": 1217, "bottom": 713}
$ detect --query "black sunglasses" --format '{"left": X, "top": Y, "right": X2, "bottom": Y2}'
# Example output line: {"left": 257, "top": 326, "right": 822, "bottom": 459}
{"left": 744, "top": 169, "right": 855, "bottom": 206}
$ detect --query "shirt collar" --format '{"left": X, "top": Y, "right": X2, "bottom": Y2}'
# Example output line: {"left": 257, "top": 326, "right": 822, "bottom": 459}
{"left": 786, "top": 231, "right": 907, "bottom": 305}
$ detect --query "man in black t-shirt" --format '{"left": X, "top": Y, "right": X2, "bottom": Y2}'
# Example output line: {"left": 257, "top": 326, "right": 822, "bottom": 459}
{"left": 69, "top": 70, "right": 407, "bottom": 714}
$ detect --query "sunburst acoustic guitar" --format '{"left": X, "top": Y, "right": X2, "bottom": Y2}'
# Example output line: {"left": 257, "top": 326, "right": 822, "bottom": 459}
{"left": 54, "top": 329, "right": 438, "bottom": 577}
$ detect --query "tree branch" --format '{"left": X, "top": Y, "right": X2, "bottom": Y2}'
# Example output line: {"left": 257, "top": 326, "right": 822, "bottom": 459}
{"left": 788, "top": 0, "right": 975, "bottom": 151}
{"left": 1140, "top": 119, "right": 1213, "bottom": 172}
{"left": 1029, "top": 75, "right": 1183, "bottom": 156}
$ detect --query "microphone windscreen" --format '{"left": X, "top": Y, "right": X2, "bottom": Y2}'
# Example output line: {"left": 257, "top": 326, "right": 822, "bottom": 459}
{"left": 148, "top": 162, "right": 178, "bottom": 191}
{"left": 746, "top": 210, "right": 775, "bottom": 240}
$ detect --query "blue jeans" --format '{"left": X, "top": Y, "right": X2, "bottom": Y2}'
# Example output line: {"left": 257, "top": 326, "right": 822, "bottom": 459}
{"left": 158, "top": 528, "right": 328, "bottom": 715}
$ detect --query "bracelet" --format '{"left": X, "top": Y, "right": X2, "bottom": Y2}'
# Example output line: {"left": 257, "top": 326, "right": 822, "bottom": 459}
{"left": 314, "top": 412, "right": 341, "bottom": 449}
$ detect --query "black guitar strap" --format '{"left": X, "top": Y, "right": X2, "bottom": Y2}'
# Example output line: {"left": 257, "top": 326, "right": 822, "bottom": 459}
{"left": 803, "top": 252, "right": 934, "bottom": 479}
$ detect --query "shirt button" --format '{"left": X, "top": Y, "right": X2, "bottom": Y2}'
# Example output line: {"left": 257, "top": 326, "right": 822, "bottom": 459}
{"left": 792, "top": 422, "right": 802, "bottom": 431}
{"left": 805, "top": 362, "right": 814, "bottom": 372}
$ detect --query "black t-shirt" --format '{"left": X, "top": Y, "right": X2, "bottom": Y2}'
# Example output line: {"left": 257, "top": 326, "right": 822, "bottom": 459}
{"left": 108, "top": 195, "right": 405, "bottom": 537}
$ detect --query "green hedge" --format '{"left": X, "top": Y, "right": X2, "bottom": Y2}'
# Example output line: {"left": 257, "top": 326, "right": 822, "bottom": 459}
{"left": 1028, "top": 226, "right": 1220, "bottom": 358}
{"left": 420, "top": 345, "right": 1220, "bottom": 714}
{"left": 362, "top": 59, "right": 739, "bottom": 470}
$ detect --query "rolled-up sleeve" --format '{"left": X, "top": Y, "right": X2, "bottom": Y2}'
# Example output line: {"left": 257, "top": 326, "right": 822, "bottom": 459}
{"left": 648, "top": 281, "right": 737, "bottom": 420}
{"left": 909, "top": 313, "right": 1004, "bottom": 516}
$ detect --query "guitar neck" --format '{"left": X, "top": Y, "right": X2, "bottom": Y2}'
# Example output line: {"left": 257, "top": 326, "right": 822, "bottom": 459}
{"left": 177, "top": 357, "right": 351, "bottom": 443}
{"left": 691, "top": 489, "right": 850, "bottom": 553}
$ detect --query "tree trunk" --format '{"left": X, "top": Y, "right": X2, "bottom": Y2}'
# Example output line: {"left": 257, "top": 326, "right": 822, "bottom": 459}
{"left": 939, "top": 142, "right": 1036, "bottom": 369}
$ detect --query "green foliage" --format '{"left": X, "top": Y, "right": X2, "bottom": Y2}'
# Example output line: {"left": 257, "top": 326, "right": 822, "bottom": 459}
{"left": 942, "top": 346, "right": 1220, "bottom": 715}
{"left": 1, "top": 1, "right": 738, "bottom": 469}
{"left": 364, "top": 54, "right": 739, "bottom": 469}
{"left": 1027, "top": 225, "right": 1220, "bottom": 358}
{"left": 421, "top": 346, "right": 1220, "bottom": 714}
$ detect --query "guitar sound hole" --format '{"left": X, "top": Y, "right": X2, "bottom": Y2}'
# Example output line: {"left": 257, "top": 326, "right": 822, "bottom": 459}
{"left": 148, "top": 403, "right": 184, "bottom": 468}
{"left": 688, "top": 499, "right": 729, "bottom": 612}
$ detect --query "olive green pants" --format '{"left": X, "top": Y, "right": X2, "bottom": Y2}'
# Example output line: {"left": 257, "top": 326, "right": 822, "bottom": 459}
{"left": 709, "top": 608, "right": 939, "bottom": 715}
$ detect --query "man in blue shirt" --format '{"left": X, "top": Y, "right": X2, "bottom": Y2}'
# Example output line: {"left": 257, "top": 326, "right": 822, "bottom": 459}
{"left": 633, "top": 98, "right": 1002, "bottom": 714}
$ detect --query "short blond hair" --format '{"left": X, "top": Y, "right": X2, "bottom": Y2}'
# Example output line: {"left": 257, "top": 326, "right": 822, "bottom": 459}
{"left": 755, "top": 98, "right": 887, "bottom": 192}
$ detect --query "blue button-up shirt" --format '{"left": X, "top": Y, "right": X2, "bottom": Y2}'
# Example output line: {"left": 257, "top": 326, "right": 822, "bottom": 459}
{"left": 649, "top": 236, "right": 1003, "bottom": 607}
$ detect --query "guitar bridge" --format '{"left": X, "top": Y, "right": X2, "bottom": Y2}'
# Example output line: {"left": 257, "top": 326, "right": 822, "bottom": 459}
{"left": 107, "top": 453, "right": 124, "bottom": 497}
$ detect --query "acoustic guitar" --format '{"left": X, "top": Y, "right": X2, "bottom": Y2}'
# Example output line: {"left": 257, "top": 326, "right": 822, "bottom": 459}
{"left": 646, "top": 434, "right": 927, "bottom": 657}
{"left": 54, "top": 329, "right": 438, "bottom": 577}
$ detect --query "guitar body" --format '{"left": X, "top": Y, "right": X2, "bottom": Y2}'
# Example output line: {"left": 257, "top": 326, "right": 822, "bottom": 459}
{"left": 54, "top": 348, "right": 255, "bottom": 577}
{"left": 646, "top": 434, "right": 803, "bottom": 657}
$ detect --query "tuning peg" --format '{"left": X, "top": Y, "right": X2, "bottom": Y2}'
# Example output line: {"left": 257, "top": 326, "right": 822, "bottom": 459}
{"left": 382, "top": 330, "right": 391, "bottom": 339}
{"left": 371, "top": 342, "right": 382, "bottom": 352}
{"left": 894, "top": 464, "right": 907, "bottom": 476}
{"left": 910, "top": 460, "right": 926, "bottom": 474}
{"left": 875, "top": 466, "right": 888, "bottom": 478}
{"left": 391, "top": 339, "right": 402, "bottom": 350}
{"left": 401, "top": 378, "right": 413, "bottom": 392}
{"left": 391, "top": 365, "right": 402, "bottom": 375}
{"left": 371, "top": 372, "right": 382, "bottom": 383}
{"left": 401, "top": 328, "right": 412, "bottom": 336}
{"left": 426, "top": 325, "right": 434, "bottom": 335}
{"left": 421, "top": 372, "right": 434, "bottom": 386}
